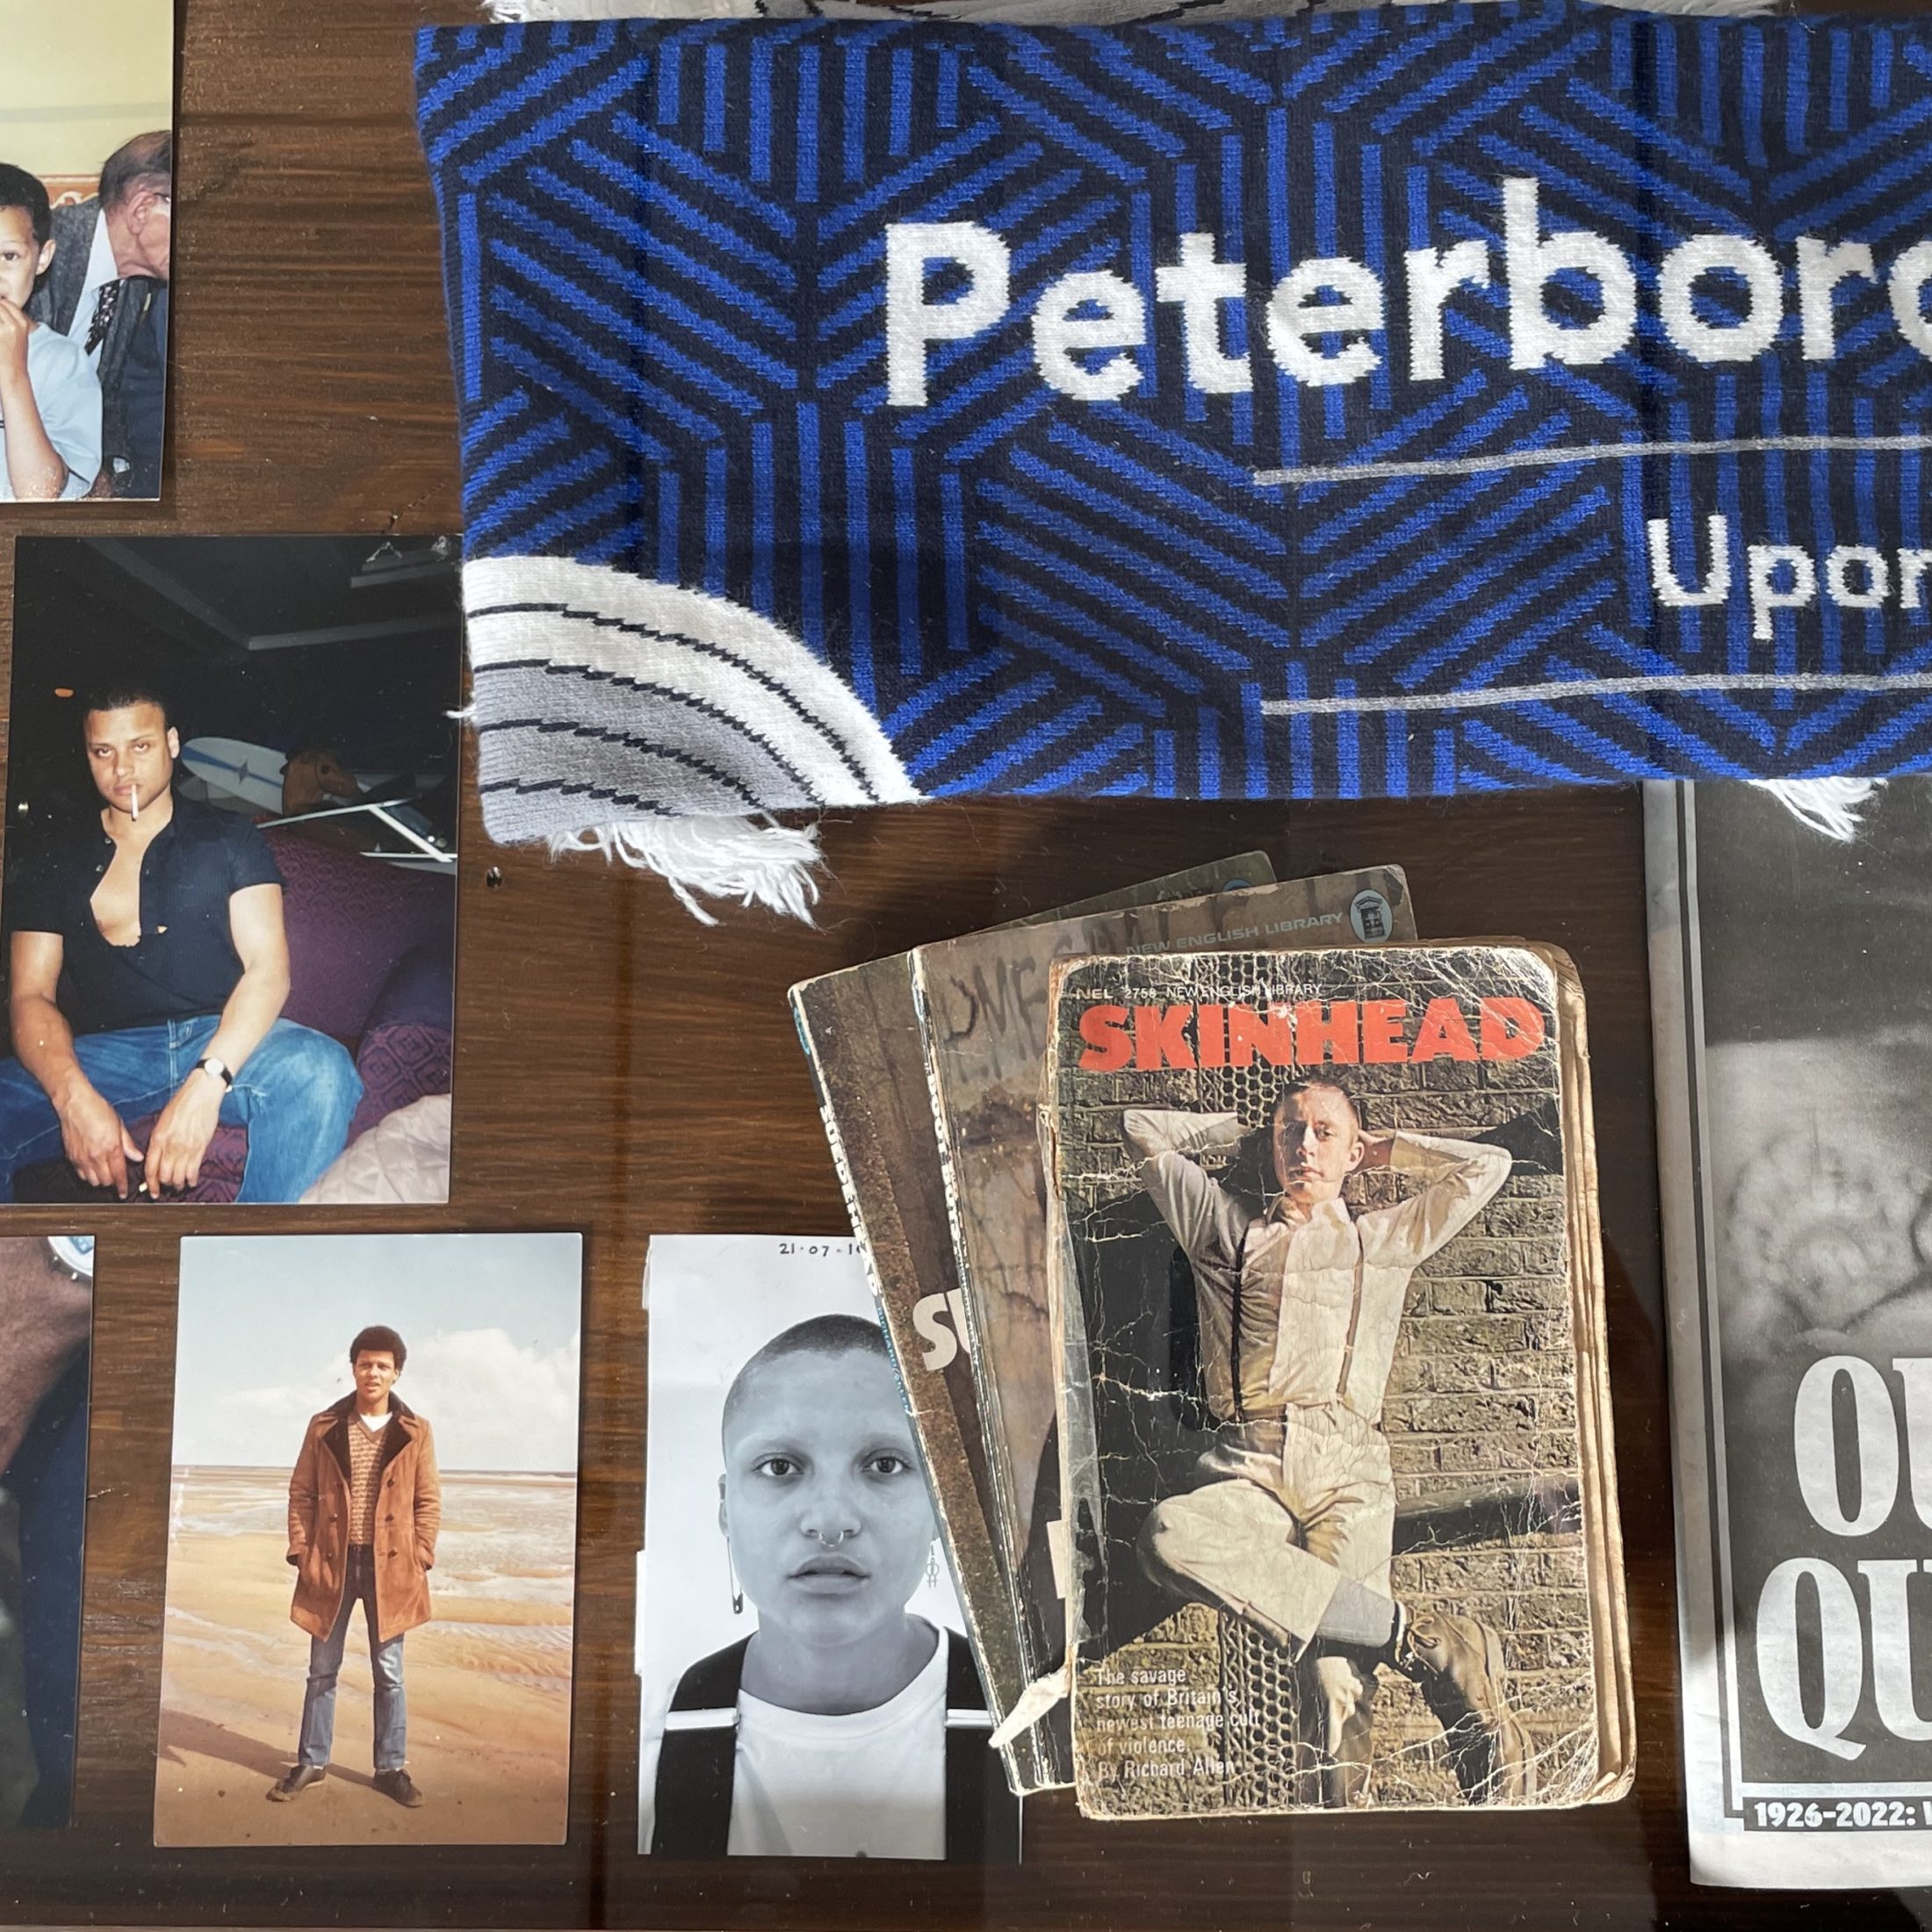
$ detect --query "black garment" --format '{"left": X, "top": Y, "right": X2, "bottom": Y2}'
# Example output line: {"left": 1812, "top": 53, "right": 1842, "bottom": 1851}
{"left": 116, "top": 282, "right": 166, "bottom": 499}
{"left": 27, "top": 202, "right": 169, "bottom": 499}
{"left": 11, "top": 1352, "right": 87, "bottom": 1828}
{"left": 650, "top": 1628, "right": 1020, "bottom": 1862}
{"left": 7, "top": 794, "right": 283, "bottom": 1036}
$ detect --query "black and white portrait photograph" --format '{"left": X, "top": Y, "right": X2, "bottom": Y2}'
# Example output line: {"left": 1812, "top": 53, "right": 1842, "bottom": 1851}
{"left": 638, "top": 1235, "right": 1020, "bottom": 1863}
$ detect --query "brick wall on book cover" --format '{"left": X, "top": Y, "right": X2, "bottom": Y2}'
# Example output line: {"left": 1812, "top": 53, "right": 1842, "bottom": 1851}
{"left": 1057, "top": 949, "right": 1590, "bottom": 1811}
{"left": 1366, "top": 1049, "right": 1585, "bottom": 1806}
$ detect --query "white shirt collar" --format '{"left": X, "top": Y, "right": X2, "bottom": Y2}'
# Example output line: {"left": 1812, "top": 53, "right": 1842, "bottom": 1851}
{"left": 65, "top": 210, "right": 119, "bottom": 363}
{"left": 1266, "top": 1193, "right": 1354, "bottom": 1231}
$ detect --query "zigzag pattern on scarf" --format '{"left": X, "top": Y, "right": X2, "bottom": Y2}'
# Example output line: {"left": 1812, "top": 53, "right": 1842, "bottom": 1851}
{"left": 420, "top": 4, "right": 1932, "bottom": 910}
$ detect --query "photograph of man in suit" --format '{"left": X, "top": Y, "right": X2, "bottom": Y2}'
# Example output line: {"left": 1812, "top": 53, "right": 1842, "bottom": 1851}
{"left": 270, "top": 1325, "right": 440, "bottom": 1811}
{"left": 29, "top": 130, "right": 169, "bottom": 500}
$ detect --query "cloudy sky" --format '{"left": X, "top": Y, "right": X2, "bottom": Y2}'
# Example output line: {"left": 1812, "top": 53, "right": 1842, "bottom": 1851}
{"left": 171, "top": 1233, "right": 582, "bottom": 1472}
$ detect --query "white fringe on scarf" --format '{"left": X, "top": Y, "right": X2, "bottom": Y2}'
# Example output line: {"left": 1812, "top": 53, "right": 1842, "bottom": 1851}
{"left": 551, "top": 817, "right": 826, "bottom": 925}
{"left": 1751, "top": 777, "right": 1884, "bottom": 843}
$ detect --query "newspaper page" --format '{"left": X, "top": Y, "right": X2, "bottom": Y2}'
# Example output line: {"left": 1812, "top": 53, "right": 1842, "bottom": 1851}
{"left": 1650, "top": 780, "right": 1932, "bottom": 1887}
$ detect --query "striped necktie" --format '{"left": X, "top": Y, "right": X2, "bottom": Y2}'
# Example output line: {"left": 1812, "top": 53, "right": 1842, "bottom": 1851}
{"left": 83, "top": 279, "right": 120, "bottom": 357}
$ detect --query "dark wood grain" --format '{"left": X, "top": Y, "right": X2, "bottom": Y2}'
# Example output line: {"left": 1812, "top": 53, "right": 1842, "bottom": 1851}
{"left": 0, "top": 0, "right": 1925, "bottom": 1921}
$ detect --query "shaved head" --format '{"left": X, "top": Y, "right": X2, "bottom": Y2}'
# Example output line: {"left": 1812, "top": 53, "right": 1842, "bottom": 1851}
{"left": 1272, "top": 1074, "right": 1362, "bottom": 1132}
{"left": 721, "top": 1312, "right": 892, "bottom": 1447}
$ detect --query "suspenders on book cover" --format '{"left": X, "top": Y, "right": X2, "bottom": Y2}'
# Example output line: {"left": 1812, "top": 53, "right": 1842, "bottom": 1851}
{"left": 651, "top": 1630, "right": 1019, "bottom": 1862}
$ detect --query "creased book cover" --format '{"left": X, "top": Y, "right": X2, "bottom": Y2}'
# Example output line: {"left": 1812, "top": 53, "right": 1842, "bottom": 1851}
{"left": 910, "top": 868, "right": 1412, "bottom": 1768}
{"left": 789, "top": 852, "right": 1271, "bottom": 1793}
{"left": 1042, "top": 944, "right": 1630, "bottom": 1817}
{"left": 1647, "top": 781, "right": 1932, "bottom": 1888}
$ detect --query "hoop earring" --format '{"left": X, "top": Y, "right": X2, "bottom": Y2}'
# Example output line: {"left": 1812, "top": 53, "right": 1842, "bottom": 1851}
{"left": 926, "top": 1542, "right": 941, "bottom": 1591}
{"left": 728, "top": 1546, "right": 745, "bottom": 1617}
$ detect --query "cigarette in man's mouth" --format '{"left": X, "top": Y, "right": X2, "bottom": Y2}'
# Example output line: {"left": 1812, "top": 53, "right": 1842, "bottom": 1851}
{"left": 131, "top": 782, "right": 140, "bottom": 822}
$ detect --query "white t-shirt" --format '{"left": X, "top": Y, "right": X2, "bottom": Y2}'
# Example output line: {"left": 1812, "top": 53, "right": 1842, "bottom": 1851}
{"left": 725, "top": 1626, "right": 948, "bottom": 1859}
{"left": 359, "top": 1409, "right": 391, "bottom": 1433}
{"left": 0, "top": 324, "right": 101, "bottom": 501}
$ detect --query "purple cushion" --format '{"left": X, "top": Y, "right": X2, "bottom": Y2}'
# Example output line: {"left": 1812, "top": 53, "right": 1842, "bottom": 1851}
{"left": 350, "top": 1022, "right": 451, "bottom": 1143}
{"left": 267, "top": 831, "right": 454, "bottom": 1044}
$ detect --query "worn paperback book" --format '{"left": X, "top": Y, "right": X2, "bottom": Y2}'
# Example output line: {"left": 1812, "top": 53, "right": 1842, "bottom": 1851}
{"left": 910, "top": 867, "right": 1413, "bottom": 1771}
{"left": 789, "top": 854, "right": 1273, "bottom": 1793}
{"left": 1042, "top": 943, "right": 1632, "bottom": 1817}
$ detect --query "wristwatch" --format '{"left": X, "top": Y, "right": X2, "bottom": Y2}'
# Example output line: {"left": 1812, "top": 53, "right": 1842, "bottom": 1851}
{"left": 44, "top": 1235, "right": 94, "bottom": 1286}
{"left": 196, "top": 1056, "right": 234, "bottom": 1091}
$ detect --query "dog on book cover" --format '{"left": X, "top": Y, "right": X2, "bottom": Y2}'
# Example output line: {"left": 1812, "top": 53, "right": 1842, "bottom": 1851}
{"left": 638, "top": 1236, "right": 1020, "bottom": 1862}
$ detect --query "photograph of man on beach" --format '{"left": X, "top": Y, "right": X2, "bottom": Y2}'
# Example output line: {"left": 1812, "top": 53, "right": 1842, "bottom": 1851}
{"left": 154, "top": 1232, "right": 583, "bottom": 1847}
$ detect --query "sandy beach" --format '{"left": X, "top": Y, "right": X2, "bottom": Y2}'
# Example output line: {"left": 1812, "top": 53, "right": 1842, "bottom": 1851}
{"left": 155, "top": 1467, "right": 576, "bottom": 1847}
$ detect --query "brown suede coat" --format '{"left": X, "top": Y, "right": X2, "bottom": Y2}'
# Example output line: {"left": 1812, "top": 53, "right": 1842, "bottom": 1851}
{"left": 286, "top": 1395, "right": 441, "bottom": 1644}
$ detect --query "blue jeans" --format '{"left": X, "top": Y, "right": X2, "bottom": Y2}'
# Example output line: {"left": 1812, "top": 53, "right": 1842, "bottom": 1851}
{"left": 297, "top": 1545, "right": 407, "bottom": 1772}
{"left": 0, "top": 1016, "right": 361, "bottom": 1204}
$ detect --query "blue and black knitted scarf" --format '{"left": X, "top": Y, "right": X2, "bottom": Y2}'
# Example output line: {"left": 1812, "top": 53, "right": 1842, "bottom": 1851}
{"left": 418, "top": 2, "right": 1931, "bottom": 913}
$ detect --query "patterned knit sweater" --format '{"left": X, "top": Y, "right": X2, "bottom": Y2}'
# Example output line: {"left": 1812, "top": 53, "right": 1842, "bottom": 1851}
{"left": 348, "top": 1416, "right": 389, "bottom": 1546}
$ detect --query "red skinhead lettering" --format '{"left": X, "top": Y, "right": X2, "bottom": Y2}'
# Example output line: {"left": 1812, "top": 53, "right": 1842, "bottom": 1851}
{"left": 1479, "top": 997, "right": 1546, "bottom": 1060}
{"left": 1197, "top": 1003, "right": 1227, "bottom": 1069}
{"left": 1228, "top": 1003, "right": 1294, "bottom": 1068}
{"left": 1361, "top": 998, "right": 1409, "bottom": 1063}
{"left": 1410, "top": 997, "right": 1480, "bottom": 1063}
{"left": 1134, "top": 1004, "right": 1197, "bottom": 1070}
{"left": 1077, "top": 1003, "right": 1133, "bottom": 1071}
{"left": 1294, "top": 999, "right": 1360, "bottom": 1064}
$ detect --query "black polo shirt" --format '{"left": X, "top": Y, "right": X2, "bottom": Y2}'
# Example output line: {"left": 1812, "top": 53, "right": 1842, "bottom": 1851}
{"left": 8, "top": 793, "right": 284, "bottom": 1037}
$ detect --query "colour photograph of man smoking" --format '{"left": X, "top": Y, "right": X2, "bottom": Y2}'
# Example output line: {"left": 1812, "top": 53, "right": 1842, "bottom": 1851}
{"left": 0, "top": 677, "right": 361, "bottom": 1205}
{"left": 4, "top": 536, "right": 462, "bottom": 1208}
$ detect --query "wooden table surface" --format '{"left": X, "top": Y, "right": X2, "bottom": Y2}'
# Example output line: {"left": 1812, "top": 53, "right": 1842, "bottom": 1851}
{"left": 0, "top": 0, "right": 1926, "bottom": 1922}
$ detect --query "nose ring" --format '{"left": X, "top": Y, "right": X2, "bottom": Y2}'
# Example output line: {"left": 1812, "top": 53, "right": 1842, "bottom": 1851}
{"left": 810, "top": 1527, "right": 853, "bottom": 1547}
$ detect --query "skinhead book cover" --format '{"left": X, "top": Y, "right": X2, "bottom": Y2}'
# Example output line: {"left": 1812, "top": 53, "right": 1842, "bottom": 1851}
{"left": 908, "top": 866, "right": 1413, "bottom": 1783}
{"left": 1042, "top": 944, "right": 1631, "bottom": 1817}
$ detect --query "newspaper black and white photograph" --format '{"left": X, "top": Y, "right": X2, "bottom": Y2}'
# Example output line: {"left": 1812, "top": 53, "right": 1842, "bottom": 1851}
{"left": 638, "top": 1235, "right": 1020, "bottom": 1863}
{"left": 1650, "top": 780, "right": 1932, "bottom": 1888}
